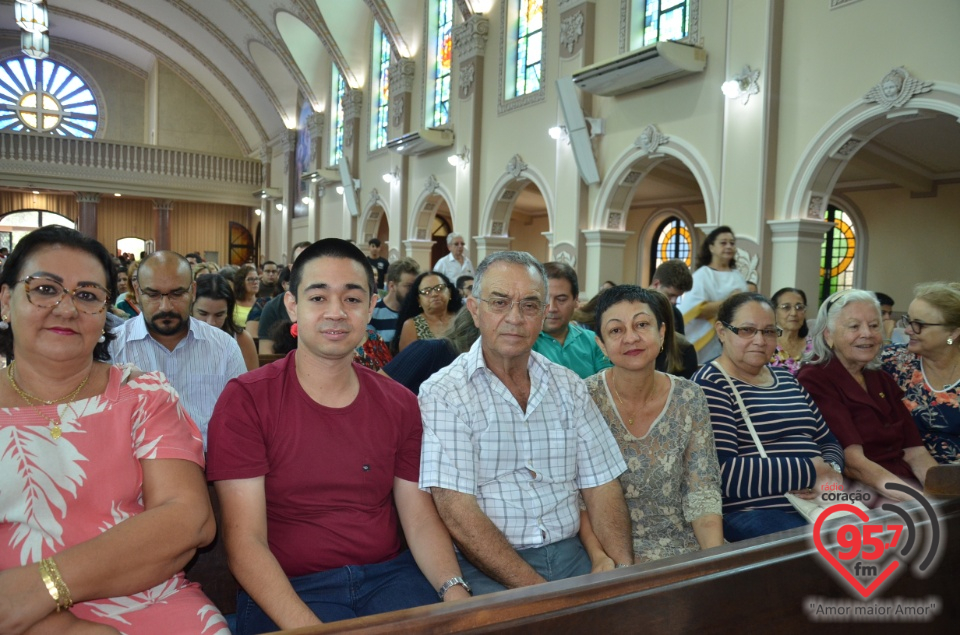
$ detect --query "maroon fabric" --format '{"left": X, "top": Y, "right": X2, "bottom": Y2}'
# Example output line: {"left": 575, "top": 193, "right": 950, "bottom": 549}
{"left": 797, "top": 358, "right": 924, "bottom": 480}
{"left": 206, "top": 351, "right": 422, "bottom": 577}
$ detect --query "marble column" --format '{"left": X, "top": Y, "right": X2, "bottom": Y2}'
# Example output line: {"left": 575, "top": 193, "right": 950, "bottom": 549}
{"left": 152, "top": 199, "right": 173, "bottom": 251}
{"left": 76, "top": 192, "right": 100, "bottom": 240}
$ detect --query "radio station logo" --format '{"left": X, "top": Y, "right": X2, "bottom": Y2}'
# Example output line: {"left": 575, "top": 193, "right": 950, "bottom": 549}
{"left": 804, "top": 483, "right": 944, "bottom": 623}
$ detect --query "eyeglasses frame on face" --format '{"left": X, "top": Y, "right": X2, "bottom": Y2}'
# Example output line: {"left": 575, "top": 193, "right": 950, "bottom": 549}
{"left": 722, "top": 321, "right": 782, "bottom": 339}
{"left": 899, "top": 315, "right": 945, "bottom": 334}
{"left": 18, "top": 276, "right": 110, "bottom": 314}
{"left": 479, "top": 297, "right": 545, "bottom": 318}
{"left": 139, "top": 286, "right": 192, "bottom": 303}
{"left": 776, "top": 303, "right": 807, "bottom": 312}
{"left": 418, "top": 283, "right": 448, "bottom": 296}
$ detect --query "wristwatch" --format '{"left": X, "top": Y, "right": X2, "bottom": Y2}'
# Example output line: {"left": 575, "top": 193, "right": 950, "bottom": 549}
{"left": 438, "top": 576, "right": 471, "bottom": 600}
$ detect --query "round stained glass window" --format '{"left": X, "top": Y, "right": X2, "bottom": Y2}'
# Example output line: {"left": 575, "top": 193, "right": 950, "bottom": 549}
{"left": 0, "top": 56, "right": 98, "bottom": 138}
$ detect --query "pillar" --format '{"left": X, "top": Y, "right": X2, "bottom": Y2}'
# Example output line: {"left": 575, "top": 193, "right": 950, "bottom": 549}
{"left": 152, "top": 199, "right": 172, "bottom": 251}
{"left": 582, "top": 229, "right": 634, "bottom": 297}
{"left": 76, "top": 192, "right": 100, "bottom": 240}
{"left": 767, "top": 218, "right": 832, "bottom": 310}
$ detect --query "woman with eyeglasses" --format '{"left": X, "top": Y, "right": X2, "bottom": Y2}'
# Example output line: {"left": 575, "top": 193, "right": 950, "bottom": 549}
{"left": 0, "top": 227, "right": 225, "bottom": 633}
{"left": 879, "top": 283, "right": 960, "bottom": 465}
{"left": 579, "top": 286, "right": 722, "bottom": 567}
{"left": 116, "top": 261, "right": 141, "bottom": 318}
{"left": 769, "top": 287, "right": 813, "bottom": 375}
{"left": 797, "top": 290, "right": 938, "bottom": 502}
{"left": 231, "top": 264, "right": 263, "bottom": 329}
{"left": 392, "top": 271, "right": 461, "bottom": 355}
{"left": 692, "top": 293, "right": 844, "bottom": 541}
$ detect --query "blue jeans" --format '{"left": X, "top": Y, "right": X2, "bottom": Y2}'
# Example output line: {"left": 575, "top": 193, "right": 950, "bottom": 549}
{"left": 723, "top": 509, "right": 807, "bottom": 542}
{"left": 456, "top": 535, "right": 592, "bottom": 595}
{"left": 234, "top": 550, "right": 437, "bottom": 634}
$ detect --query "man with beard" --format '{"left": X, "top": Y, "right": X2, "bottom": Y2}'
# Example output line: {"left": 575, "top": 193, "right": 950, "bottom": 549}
{"left": 109, "top": 250, "right": 245, "bottom": 448}
{"left": 369, "top": 257, "right": 420, "bottom": 345}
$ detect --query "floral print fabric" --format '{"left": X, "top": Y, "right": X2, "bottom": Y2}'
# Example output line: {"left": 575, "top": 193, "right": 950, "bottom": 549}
{"left": 585, "top": 372, "right": 722, "bottom": 563}
{"left": 881, "top": 345, "right": 960, "bottom": 464}
{"left": 0, "top": 365, "right": 228, "bottom": 634}
{"left": 769, "top": 337, "right": 813, "bottom": 376}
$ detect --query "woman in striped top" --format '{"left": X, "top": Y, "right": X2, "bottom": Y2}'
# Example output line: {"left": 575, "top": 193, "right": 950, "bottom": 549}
{"left": 692, "top": 293, "right": 845, "bottom": 542}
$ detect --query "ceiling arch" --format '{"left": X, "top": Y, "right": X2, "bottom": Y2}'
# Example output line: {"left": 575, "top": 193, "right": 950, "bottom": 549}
{"left": 276, "top": 12, "right": 332, "bottom": 112}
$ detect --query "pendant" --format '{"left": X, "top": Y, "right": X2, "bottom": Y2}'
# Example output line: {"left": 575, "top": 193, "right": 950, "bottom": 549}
{"left": 50, "top": 425, "right": 62, "bottom": 440}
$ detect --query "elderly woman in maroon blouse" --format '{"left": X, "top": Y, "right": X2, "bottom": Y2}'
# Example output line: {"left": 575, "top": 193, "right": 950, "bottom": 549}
{"left": 797, "top": 290, "right": 938, "bottom": 502}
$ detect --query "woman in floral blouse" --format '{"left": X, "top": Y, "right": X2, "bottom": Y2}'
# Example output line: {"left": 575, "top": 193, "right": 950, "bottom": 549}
{"left": 769, "top": 287, "right": 812, "bottom": 375}
{"left": 579, "top": 286, "right": 723, "bottom": 566}
{"left": 881, "top": 282, "right": 960, "bottom": 464}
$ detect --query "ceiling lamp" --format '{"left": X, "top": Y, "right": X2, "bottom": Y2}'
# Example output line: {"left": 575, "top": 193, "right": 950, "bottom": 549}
{"left": 21, "top": 31, "right": 49, "bottom": 60}
{"left": 16, "top": 1, "right": 49, "bottom": 34}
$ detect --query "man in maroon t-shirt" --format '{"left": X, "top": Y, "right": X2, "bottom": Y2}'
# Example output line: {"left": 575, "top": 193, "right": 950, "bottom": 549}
{"left": 206, "top": 239, "right": 469, "bottom": 632}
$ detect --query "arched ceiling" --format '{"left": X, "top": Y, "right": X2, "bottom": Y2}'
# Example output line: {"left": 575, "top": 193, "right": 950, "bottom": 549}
{"left": 16, "top": 0, "right": 429, "bottom": 155}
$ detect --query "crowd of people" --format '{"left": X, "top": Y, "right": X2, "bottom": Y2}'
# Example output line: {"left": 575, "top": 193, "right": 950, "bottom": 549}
{"left": 0, "top": 226, "right": 957, "bottom": 634}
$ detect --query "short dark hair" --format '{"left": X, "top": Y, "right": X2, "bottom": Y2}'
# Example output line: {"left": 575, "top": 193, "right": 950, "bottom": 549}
{"left": 289, "top": 238, "right": 376, "bottom": 300}
{"left": 874, "top": 292, "right": 894, "bottom": 307}
{"left": 543, "top": 262, "right": 579, "bottom": 299}
{"left": 696, "top": 225, "right": 735, "bottom": 269}
{"left": 651, "top": 259, "right": 693, "bottom": 293}
{"left": 771, "top": 287, "right": 809, "bottom": 338}
{"left": 262, "top": 260, "right": 278, "bottom": 269}
{"left": 594, "top": 286, "right": 671, "bottom": 346}
{"left": 194, "top": 273, "right": 242, "bottom": 335}
{"left": 717, "top": 292, "right": 773, "bottom": 326}
{"left": 0, "top": 226, "right": 117, "bottom": 361}
{"left": 185, "top": 252, "right": 202, "bottom": 261}
{"left": 386, "top": 257, "right": 420, "bottom": 285}
{"left": 368, "top": 238, "right": 382, "bottom": 248}
{"left": 291, "top": 241, "right": 312, "bottom": 266}
{"left": 456, "top": 275, "right": 474, "bottom": 291}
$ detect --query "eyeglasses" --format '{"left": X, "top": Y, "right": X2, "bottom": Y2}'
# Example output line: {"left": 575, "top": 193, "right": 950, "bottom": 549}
{"left": 776, "top": 303, "right": 807, "bottom": 312}
{"left": 899, "top": 315, "right": 945, "bottom": 334}
{"left": 722, "top": 322, "right": 782, "bottom": 339}
{"left": 140, "top": 287, "right": 191, "bottom": 302}
{"left": 19, "top": 276, "right": 109, "bottom": 314}
{"left": 245, "top": 277, "right": 259, "bottom": 283}
{"left": 419, "top": 283, "right": 448, "bottom": 296}
{"left": 479, "top": 297, "right": 545, "bottom": 317}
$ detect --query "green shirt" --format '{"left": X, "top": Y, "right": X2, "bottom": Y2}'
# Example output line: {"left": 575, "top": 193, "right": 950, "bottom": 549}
{"left": 533, "top": 323, "right": 612, "bottom": 379}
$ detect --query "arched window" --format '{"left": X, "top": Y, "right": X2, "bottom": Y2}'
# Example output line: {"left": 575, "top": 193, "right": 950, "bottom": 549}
{"left": 650, "top": 216, "right": 692, "bottom": 272}
{"left": 370, "top": 25, "right": 390, "bottom": 150}
{"left": 330, "top": 67, "right": 345, "bottom": 164}
{"left": 629, "top": 0, "right": 695, "bottom": 51}
{"left": 819, "top": 205, "right": 857, "bottom": 303}
{"left": 0, "top": 210, "right": 75, "bottom": 251}
{"left": 514, "top": 0, "right": 543, "bottom": 97}
{"left": 428, "top": 0, "right": 453, "bottom": 127}
{"left": 0, "top": 56, "right": 98, "bottom": 138}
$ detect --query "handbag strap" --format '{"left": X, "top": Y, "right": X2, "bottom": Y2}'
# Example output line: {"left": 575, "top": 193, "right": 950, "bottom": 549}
{"left": 711, "top": 361, "right": 768, "bottom": 459}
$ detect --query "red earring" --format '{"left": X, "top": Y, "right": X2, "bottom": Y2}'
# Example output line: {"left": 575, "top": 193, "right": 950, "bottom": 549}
{"left": 290, "top": 323, "right": 298, "bottom": 337}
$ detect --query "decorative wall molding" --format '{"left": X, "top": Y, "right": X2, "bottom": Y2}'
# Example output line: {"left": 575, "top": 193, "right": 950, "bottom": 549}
{"left": 634, "top": 124, "right": 670, "bottom": 154}
{"left": 552, "top": 241, "right": 577, "bottom": 266}
{"left": 392, "top": 95, "right": 405, "bottom": 128}
{"left": 343, "top": 89, "right": 365, "bottom": 120}
{"left": 453, "top": 16, "right": 490, "bottom": 60}
{"left": 506, "top": 154, "right": 528, "bottom": 178}
{"left": 559, "top": 11, "right": 585, "bottom": 56}
{"left": 390, "top": 58, "right": 417, "bottom": 94}
{"left": 830, "top": 0, "right": 864, "bottom": 9}
{"left": 425, "top": 174, "right": 441, "bottom": 194}
{"left": 459, "top": 61, "right": 477, "bottom": 99}
{"left": 76, "top": 192, "right": 101, "bottom": 204}
{"left": 863, "top": 67, "right": 933, "bottom": 111}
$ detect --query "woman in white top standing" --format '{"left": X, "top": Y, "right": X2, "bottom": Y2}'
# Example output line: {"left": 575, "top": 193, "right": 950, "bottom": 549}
{"left": 678, "top": 226, "right": 748, "bottom": 364}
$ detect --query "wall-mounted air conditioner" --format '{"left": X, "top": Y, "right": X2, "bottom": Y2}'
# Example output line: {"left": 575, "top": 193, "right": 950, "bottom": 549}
{"left": 387, "top": 128, "right": 454, "bottom": 156}
{"left": 572, "top": 40, "right": 707, "bottom": 97}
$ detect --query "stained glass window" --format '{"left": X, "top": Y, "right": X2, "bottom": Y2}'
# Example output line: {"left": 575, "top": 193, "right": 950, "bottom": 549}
{"left": 651, "top": 216, "right": 692, "bottom": 272}
{"left": 632, "top": 0, "right": 689, "bottom": 50}
{"left": 331, "top": 67, "right": 345, "bottom": 164}
{"left": 0, "top": 56, "right": 98, "bottom": 138}
{"left": 432, "top": 0, "right": 453, "bottom": 127}
{"left": 515, "top": 0, "right": 543, "bottom": 97}
{"left": 372, "top": 27, "right": 390, "bottom": 150}
{"left": 819, "top": 206, "right": 857, "bottom": 303}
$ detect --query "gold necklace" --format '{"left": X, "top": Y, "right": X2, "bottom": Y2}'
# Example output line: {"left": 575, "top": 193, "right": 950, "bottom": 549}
{"left": 8, "top": 361, "right": 90, "bottom": 404}
{"left": 7, "top": 362, "right": 90, "bottom": 440}
{"left": 611, "top": 370, "right": 647, "bottom": 427}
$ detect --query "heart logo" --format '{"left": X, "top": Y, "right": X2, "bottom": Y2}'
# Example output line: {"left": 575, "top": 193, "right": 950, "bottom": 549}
{"left": 812, "top": 504, "right": 901, "bottom": 599}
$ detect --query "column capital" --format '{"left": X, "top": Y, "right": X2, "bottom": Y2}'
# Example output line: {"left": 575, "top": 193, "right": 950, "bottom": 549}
{"left": 389, "top": 58, "right": 417, "bottom": 94}
{"left": 75, "top": 192, "right": 101, "bottom": 204}
{"left": 453, "top": 16, "right": 489, "bottom": 61}
{"left": 152, "top": 199, "right": 173, "bottom": 212}
{"left": 766, "top": 218, "right": 833, "bottom": 244}
{"left": 581, "top": 228, "right": 634, "bottom": 248}
{"left": 343, "top": 88, "right": 364, "bottom": 121}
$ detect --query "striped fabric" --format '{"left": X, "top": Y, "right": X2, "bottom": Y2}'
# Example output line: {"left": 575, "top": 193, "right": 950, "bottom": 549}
{"left": 692, "top": 364, "right": 844, "bottom": 513}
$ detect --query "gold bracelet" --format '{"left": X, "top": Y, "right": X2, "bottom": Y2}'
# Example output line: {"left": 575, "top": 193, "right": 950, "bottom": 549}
{"left": 38, "top": 558, "right": 73, "bottom": 612}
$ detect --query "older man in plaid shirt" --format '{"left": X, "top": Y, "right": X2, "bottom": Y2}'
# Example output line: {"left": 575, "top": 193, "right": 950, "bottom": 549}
{"left": 419, "top": 251, "right": 633, "bottom": 595}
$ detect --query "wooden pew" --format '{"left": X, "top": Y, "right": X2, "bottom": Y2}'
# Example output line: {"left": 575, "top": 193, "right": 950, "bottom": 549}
{"left": 271, "top": 497, "right": 960, "bottom": 634}
{"left": 926, "top": 465, "right": 960, "bottom": 497}
{"left": 258, "top": 353, "right": 285, "bottom": 367}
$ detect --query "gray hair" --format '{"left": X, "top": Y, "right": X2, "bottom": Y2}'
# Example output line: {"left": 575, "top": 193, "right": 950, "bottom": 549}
{"left": 446, "top": 232, "right": 464, "bottom": 247}
{"left": 805, "top": 289, "right": 883, "bottom": 369}
{"left": 472, "top": 251, "right": 548, "bottom": 302}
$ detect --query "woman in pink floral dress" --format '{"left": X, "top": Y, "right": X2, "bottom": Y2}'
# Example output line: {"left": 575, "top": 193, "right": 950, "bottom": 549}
{"left": 0, "top": 227, "right": 227, "bottom": 634}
